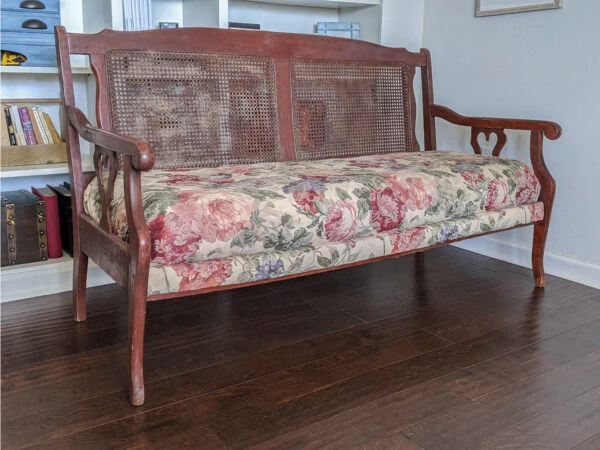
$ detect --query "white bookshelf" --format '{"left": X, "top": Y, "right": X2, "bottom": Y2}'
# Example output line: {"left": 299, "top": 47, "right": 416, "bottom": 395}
{"left": 0, "top": 66, "right": 92, "bottom": 75}
{"left": 1, "top": 0, "right": 386, "bottom": 302}
{"left": 0, "top": 163, "right": 95, "bottom": 179}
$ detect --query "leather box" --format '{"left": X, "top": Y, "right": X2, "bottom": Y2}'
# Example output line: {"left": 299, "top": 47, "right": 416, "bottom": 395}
{"left": 1, "top": 189, "right": 49, "bottom": 266}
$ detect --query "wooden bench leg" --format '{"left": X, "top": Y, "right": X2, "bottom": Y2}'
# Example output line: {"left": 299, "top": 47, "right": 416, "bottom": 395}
{"left": 73, "top": 249, "right": 88, "bottom": 322}
{"left": 532, "top": 221, "right": 549, "bottom": 288}
{"left": 128, "top": 274, "right": 147, "bottom": 406}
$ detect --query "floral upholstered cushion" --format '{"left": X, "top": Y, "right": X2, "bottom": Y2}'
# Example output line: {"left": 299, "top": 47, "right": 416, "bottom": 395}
{"left": 146, "top": 203, "right": 543, "bottom": 295}
{"left": 84, "top": 151, "right": 542, "bottom": 290}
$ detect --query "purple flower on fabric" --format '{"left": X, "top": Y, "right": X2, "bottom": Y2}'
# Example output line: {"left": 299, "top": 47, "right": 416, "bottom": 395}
{"left": 440, "top": 224, "right": 459, "bottom": 243}
{"left": 282, "top": 179, "right": 326, "bottom": 194}
{"left": 255, "top": 259, "right": 285, "bottom": 280}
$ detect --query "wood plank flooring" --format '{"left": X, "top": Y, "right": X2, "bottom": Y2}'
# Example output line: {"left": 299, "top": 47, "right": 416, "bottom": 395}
{"left": 2, "top": 246, "right": 599, "bottom": 449}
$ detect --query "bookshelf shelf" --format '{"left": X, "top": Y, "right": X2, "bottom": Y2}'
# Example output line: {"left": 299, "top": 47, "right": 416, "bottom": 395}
{"left": 0, "top": 254, "right": 72, "bottom": 274}
{"left": 1, "top": 163, "right": 69, "bottom": 178}
{"left": 0, "top": 66, "right": 92, "bottom": 75}
{"left": 1, "top": 162, "right": 94, "bottom": 178}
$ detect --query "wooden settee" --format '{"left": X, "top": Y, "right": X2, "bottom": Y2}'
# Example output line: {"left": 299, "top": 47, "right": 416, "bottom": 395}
{"left": 55, "top": 26, "right": 561, "bottom": 406}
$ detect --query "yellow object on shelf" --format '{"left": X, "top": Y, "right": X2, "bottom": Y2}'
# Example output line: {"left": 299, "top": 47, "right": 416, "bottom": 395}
{"left": 1, "top": 50, "right": 27, "bottom": 66}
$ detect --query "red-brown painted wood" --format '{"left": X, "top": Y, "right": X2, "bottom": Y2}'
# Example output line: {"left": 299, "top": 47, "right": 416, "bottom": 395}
{"left": 54, "top": 25, "right": 562, "bottom": 405}
{"left": 79, "top": 215, "right": 129, "bottom": 289}
{"left": 430, "top": 104, "right": 559, "bottom": 287}
{"left": 56, "top": 26, "right": 88, "bottom": 322}
{"left": 275, "top": 60, "right": 296, "bottom": 162}
{"left": 470, "top": 127, "right": 508, "bottom": 156}
{"left": 530, "top": 130, "right": 556, "bottom": 287}
{"left": 67, "top": 27, "right": 428, "bottom": 66}
{"left": 420, "top": 48, "right": 437, "bottom": 151}
{"left": 123, "top": 159, "right": 151, "bottom": 406}
{"left": 431, "top": 103, "right": 562, "bottom": 140}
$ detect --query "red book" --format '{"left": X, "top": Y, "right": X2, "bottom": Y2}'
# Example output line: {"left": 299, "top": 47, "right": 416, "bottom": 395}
{"left": 18, "top": 107, "right": 38, "bottom": 145}
{"left": 31, "top": 186, "right": 62, "bottom": 259}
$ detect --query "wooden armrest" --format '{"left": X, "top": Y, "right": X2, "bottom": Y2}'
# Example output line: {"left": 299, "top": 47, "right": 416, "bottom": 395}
{"left": 431, "top": 104, "right": 562, "bottom": 140}
{"left": 67, "top": 105, "right": 155, "bottom": 171}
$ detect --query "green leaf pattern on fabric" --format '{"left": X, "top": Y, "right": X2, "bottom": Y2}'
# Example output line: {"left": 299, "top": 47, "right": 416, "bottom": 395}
{"left": 84, "top": 151, "right": 543, "bottom": 295}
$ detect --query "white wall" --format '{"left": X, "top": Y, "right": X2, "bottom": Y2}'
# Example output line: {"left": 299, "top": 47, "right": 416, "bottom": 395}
{"left": 380, "top": 0, "right": 424, "bottom": 51}
{"left": 182, "top": 0, "right": 227, "bottom": 28}
{"left": 422, "top": 0, "right": 600, "bottom": 288}
{"left": 153, "top": 0, "right": 184, "bottom": 27}
{"left": 339, "top": 6, "right": 381, "bottom": 44}
{"left": 228, "top": 0, "right": 338, "bottom": 34}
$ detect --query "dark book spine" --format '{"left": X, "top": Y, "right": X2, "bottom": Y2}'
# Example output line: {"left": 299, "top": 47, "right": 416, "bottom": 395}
{"left": 4, "top": 107, "right": 17, "bottom": 146}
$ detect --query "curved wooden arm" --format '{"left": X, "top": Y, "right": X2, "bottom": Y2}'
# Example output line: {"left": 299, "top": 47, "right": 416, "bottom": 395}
{"left": 431, "top": 104, "right": 562, "bottom": 140}
{"left": 67, "top": 105, "right": 155, "bottom": 171}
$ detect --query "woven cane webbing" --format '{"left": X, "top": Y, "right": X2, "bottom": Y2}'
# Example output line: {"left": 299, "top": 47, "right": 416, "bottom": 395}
{"left": 290, "top": 60, "right": 414, "bottom": 161}
{"left": 105, "top": 50, "right": 281, "bottom": 169}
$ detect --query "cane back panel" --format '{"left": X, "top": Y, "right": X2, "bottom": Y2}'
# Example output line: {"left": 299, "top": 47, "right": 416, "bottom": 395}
{"left": 290, "top": 60, "right": 416, "bottom": 161}
{"left": 105, "top": 50, "right": 282, "bottom": 169}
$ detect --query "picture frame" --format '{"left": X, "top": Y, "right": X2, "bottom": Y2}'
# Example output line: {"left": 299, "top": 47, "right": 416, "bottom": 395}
{"left": 475, "top": 0, "right": 563, "bottom": 17}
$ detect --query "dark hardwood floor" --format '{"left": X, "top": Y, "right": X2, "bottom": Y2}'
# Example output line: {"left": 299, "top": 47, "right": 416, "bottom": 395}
{"left": 2, "top": 246, "right": 600, "bottom": 449}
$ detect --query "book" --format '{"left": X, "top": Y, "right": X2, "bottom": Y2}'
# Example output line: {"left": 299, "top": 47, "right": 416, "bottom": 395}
{"left": 32, "top": 107, "right": 51, "bottom": 144}
{"left": 43, "top": 112, "right": 62, "bottom": 143}
{"left": 28, "top": 106, "right": 45, "bottom": 145}
{"left": 3, "top": 107, "right": 18, "bottom": 146}
{"left": 10, "top": 105, "right": 26, "bottom": 146}
{"left": 6, "top": 106, "right": 22, "bottom": 145}
{"left": 31, "top": 186, "right": 63, "bottom": 259}
{"left": 18, "top": 106, "right": 38, "bottom": 145}
{"left": 48, "top": 183, "right": 73, "bottom": 257}
{"left": 1, "top": 107, "right": 12, "bottom": 147}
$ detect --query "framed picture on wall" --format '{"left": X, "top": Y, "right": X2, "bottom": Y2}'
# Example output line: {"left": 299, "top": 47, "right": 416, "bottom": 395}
{"left": 475, "top": 0, "right": 563, "bottom": 17}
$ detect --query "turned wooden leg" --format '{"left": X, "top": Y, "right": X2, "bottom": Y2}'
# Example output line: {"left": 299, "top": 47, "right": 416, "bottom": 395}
{"left": 73, "top": 249, "right": 88, "bottom": 322}
{"left": 532, "top": 221, "right": 549, "bottom": 288}
{"left": 529, "top": 129, "right": 556, "bottom": 289}
{"left": 128, "top": 276, "right": 147, "bottom": 406}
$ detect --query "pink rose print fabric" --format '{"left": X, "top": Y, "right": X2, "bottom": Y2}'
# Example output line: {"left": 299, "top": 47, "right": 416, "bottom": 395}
{"left": 84, "top": 151, "right": 543, "bottom": 295}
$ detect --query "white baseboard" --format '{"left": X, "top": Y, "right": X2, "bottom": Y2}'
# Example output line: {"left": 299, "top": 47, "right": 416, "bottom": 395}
{"left": 2, "top": 237, "right": 597, "bottom": 302}
{"left": 453, "top": 236, "right": 600, "bottom": 290}
{"left": 0, "top": 257, "right": 113, "bottom": 303}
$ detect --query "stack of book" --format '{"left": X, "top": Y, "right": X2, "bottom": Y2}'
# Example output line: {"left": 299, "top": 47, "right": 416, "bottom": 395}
{"left": 1, "top": 104, "right": 62, "bottom": 147}
{"left": 1, "top": 183, "right": 74, "bottom": 265}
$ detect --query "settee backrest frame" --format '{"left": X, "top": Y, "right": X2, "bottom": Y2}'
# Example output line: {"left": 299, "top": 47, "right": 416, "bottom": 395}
{"left": 55, "top": 26, "right": 436, "bottom": 237}
{"left": 57, "top": 27, "right": 433, "bottom": 160}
